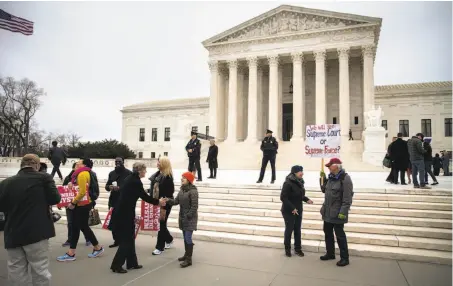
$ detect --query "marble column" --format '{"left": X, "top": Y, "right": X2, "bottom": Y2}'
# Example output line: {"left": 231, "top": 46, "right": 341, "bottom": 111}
{"left": 362, "top": 45, "right": 375, "bottom": 114}
{"left": 208, "top": 60, "right": 219, "bottom": 138}
{"left": 268, "top": 55, "right": 279, "bottom": 138}
{"left": 256, "top": 66, "right": 263, "bottom": 137}
{"left": 314, "top": 49, "right": 327, "bottom": 124}
{"left": 217, "top": 67, "right": 226, "bottom": 141}
{"left": 278, "top": 65, "right": 283, "bottom": 140}
{"left": 227, "top": 59, "right": 238, "bottom": 142}
{"left": 338, "top": 47, "right": 350, "bottom": 137}
{"left": 291, "top": 52, "right": 304, "bottom": 140}
{"left": 246, "top": 56, "right": 258, "bottom": 142}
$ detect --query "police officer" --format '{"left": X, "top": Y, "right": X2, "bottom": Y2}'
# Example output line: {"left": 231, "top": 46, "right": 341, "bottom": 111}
{"left": 186, "top": 131, "right": 202, "bottom": 181}
{"left": 257, "top": 129, "right": 279, "bottom": 184}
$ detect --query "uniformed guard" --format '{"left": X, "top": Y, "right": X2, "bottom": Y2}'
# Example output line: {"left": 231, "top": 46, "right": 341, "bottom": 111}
{"left": 185, "top": 131, "right": 202, "bottom": 181}
{"left": 257, "top": 129, "right": 279, "bottom": 184}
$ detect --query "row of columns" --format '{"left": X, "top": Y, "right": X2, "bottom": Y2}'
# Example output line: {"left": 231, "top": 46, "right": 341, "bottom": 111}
{"left": 209, "top": 45, "right": 376, "bottom": 142}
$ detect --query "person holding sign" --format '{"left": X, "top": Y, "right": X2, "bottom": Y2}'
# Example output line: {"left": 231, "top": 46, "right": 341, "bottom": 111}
{"left": 280, "top": 165, "right": 313, "bottom": 257}
{"left": 110, "top": 162, "right": 166, "bottom": 274}
{"left": 257, "top": 129, "right": 279, "bottom": 184}
{"left": 319, "top": 158, "right": 353, "bottom": 267}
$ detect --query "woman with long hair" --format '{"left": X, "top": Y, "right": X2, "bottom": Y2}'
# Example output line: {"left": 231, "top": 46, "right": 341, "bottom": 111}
{"left": 149, "top": 156, "right": 175, "bottom": 255}
{"left": 110, "top": 162, "right": 166, "bottom": 273}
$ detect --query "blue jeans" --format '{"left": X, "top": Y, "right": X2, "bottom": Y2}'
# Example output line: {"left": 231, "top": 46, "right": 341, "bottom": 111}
{"left": 411, "top": 160, "right": 425, "bottom": 186}
{"left": 182, "top": 231, "right": 193, "bottom": 245}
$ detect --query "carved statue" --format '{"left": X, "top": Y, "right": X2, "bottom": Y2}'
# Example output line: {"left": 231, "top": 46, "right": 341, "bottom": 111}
{"left": 364, "top": 106, "right": 384, "bottom": 128}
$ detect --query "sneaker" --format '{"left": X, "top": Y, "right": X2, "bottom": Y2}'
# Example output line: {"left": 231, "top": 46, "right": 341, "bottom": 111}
{"left": 57, "top": 253, "right": 76, "bottom": 262}
{"left": 88, "top": 247, "right": 104, "bottom": 258}
{"left": 165, "top": 242, "right": 173, "bottom": 249}
{"left": 85, "top": 241, "right": 92, "bottom": 247}
{"left": 62, "top": 241, "right": 70, "bottom": 247}
{"left": 152, "top": 249, "right": 163, "bottom": 255}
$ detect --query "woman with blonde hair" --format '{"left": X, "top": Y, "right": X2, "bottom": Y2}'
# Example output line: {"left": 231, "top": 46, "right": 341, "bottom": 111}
{"left": 149, "top": 156, "right": 175, "bottom": 255}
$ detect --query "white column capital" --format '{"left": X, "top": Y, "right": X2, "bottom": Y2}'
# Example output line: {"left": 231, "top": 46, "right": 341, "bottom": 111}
{"left": 267, "top": 55, "right": 279, "bottom": 66}
{"left": 291, "top": 52, "right": 304, "bottom": 64}
{"left": 314, "top": 50, "right": 327, "bottom": 62}
{"left": 362, "top": 44, "right": 376, "bottom": 58}
{"left": 227, "top": 59, "right": 238, "bottom": 69}
{"left": 208, "top": 60, "right": 218, "bottom": 71}
{"left": 337, "top": 47, "right": 350, "bottom": 60}
{"left": 246, "top": 56, "right": 258, "bottom": 67}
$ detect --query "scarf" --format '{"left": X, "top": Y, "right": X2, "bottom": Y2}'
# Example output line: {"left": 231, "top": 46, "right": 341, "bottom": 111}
{"left": 149, "top": 171, "right": 164, "bottom": 199}
{"left": 328, "top": 169, "right": 345, "bottom": 181}
{"left": 71, "top": 166, "right": 91, "bottom": 184}
{"left": 286, "top": 173, "right": 305, "bottom": 188}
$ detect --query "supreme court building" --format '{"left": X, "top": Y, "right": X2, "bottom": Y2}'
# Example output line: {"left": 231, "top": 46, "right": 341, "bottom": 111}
{"left": 121, "top": 5, "right": 452, "bottom": 170}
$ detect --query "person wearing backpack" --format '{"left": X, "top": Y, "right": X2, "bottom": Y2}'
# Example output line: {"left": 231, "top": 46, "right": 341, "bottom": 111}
{"left": 57, "top": 158, "right": 104, "bottom": 262}
{"left": 319, "top": 158, "right": 353, "bottom": 267}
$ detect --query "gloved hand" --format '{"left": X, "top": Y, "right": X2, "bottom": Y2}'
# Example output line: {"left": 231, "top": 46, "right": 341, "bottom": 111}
{"left": 338, "top": 213, "right": 346, "bottom": 220}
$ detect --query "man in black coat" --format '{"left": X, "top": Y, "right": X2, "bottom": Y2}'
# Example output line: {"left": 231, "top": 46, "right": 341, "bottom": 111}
{"left": 390, "top": 133, "right": 409, "bottom": 185}
{"left": 257, "top": 129, "right": 279, "bottom": 184}
{"left": 0, "top": 154, "right": 61, "bottom": 285}
{"left": 105, "top": 157, "right": 132, "bottom": 248}
{"left": 206, "top": 139, "right": 218, "bottom": 179}
{"left": 48, "top": 140, "right": 67, "bottom": 180}
{"left": 186, "top": 131, "right": 202, "bottom": 181}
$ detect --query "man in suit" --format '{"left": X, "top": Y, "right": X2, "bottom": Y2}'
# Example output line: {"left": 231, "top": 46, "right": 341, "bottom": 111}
{"left": 257, "top": 129, "right": 279, "bottom": 184}
{"left": 48, "top": 141, "right": 67, "bottom": 180}
{"left": 0, "top": 154, "right": 61, "bottom": 285}
{"left": 186, "top": 131, "right": 202, "bottom": 182}
{"left": 390, "top": 133, "right": 409, "bottom": 185}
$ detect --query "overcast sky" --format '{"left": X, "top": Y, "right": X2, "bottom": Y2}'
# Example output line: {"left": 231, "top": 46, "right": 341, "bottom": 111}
{"left": 0, "top": 1, "right": 451, "bottom": 141}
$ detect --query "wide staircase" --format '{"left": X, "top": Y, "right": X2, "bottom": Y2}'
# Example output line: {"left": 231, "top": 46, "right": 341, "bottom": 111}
{"left": 54, "top": 180, "right": 452, "bottom": 265}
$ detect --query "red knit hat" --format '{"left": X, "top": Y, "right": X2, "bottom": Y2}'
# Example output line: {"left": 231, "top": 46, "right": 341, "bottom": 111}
{"left": 182, "top": 172, "right": 195, "bottom": 184}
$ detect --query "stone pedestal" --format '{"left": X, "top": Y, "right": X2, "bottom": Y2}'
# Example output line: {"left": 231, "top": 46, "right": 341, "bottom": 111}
{"left": 362, "top": 127, "right": 387, "bottom": 167}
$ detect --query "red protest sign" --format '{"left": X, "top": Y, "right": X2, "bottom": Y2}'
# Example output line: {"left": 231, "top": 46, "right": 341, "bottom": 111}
{"left": 56, "top": 185, "right": 89, "bottom": 208}
{"left": 134, "top": 216, "right": 142, "bottom": 238}
{"left": 140, "top": 200, "right": 160, "bottom": 231}
{"left": 102, "top": 208, "right": 114, "bottom": 230}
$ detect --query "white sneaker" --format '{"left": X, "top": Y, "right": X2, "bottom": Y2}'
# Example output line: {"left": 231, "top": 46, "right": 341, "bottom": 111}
{"left": 152, "top": 249, "right": 163, "bottom": 255}
{"left": 165, "top": 242, "right": 173, "bottom": 249}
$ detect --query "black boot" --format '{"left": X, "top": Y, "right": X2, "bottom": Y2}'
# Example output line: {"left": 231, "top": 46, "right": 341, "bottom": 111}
{"left": 285, "top": 248, "right": 291, "bottom": 257}
{"left": 180, "top": 244, "right": 193, "bottom": 268}
{"left": 214, "top": 168, "right": 217, "bottom": 179}
{"left": 336, "top": 259, "right": 350, "bottom": 267}
{"left": 320, "top": 254, "right": 336, "bottom": 261}
{"left": 178, "top": 242, "right": 187, "bottom": 262}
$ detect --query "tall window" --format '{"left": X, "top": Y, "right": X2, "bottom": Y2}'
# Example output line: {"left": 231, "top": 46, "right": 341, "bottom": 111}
{"left": 381, "top": 120, "right": 388, "bottom": 130}
{"left": 164, "top": 127, "right": 170, "bottom": 141}
{"left": 354, "top": 116, "right": 359, "bottom": 125}
{"left": 191, "top": 126, "right": 198, "bottom": 133}
{"left": 399, "top": 120, "right": 409, "bottom": 137}
{"left": 164, "top": 152, "right": 168, "bottom": 156}
{"left": 421, "top": 119, "right": 432, "bottom": 137}
{"left": 139, "top": 128, "right": 145, "bottom": 142}
{"left": 445, "top": 118, "right": 452, "bottom": 137}
{"left": 206, "top": 126, "right": 209, "bottom": 136}
{"left": 151, "top": 152, "right": 156, "bottom": 159}
{"left": 152, "top": 128, "right": 158, "bottom": 142}
{"left": 138, "top": 152, "right": 143, "bottom": 159}
{"left": 332, "top": 117, "right": 337, "bottom": 124}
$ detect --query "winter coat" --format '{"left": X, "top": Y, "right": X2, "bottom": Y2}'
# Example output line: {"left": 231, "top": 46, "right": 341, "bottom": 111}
{"left": 390, "top": 138, "right": 410, "bottom": 170}
{"left": 206, "top": 145, "right": 218, "bottom": 169}
{"left": 320, "top": 171, "right": 353, "bottom": 224}
{"left": 148, "top": 171, "right": 175, "bottom": 211}
{"left": 186, "top": 138, "right": 201, "bottom": 158}
{"left": 105, "top": 167, "right": 132, "bottom": 209}
{"left": 407, "top": 136, "right": 425, "bottom": 162}
{"left": 433, "top": 156, "right": 442, "bottom": 169}
{"left": 280, "top": 173, "right": 310, "bottom": 214}
{"left": 169, "top": 183, "right": 198, "bottom": 231}
{"left": 423, "top": 143, "right": 433, "bottom": 162}
{"left": 260, "top": 136, "right": 278, "bottom": 156}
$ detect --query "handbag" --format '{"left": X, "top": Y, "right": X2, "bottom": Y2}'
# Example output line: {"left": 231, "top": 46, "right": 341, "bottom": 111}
{"left": 88, "top": 208, "right": 102, "bottom": 226}
{"left": 383, "top": 156, "right": 392, "bottom": 168}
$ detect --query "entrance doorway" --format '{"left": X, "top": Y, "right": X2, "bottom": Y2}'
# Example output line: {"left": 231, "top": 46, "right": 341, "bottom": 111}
{"left": 282, "top": 103, "right": 293, "bottom": 141}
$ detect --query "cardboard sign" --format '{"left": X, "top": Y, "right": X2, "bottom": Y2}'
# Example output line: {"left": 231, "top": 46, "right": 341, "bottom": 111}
{"left": 140, "top": 200, "right": 160, "bottom": 231}
{"left": 305, "top": 124, "right": 341, "bottom": 158}
{"left": 56, "top": 185, "right": 89, "bottom": 208}
{"left": 102, "top": 208, "right": 114, "bottom": 230}
{"left": 103, "top": 208, "right": 142, "bottom": 239}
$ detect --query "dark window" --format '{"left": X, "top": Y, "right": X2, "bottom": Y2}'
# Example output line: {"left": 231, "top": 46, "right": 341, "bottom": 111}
{"left": 333, "top": 117, "right": 337, "bottom": 124}
{"left": 138, "top": 152, "right": 143, "bottom": 159}
{"left": 151, "top": 152, "right": 156, "bottom": 159}
{"left": 445, "top": 118, "right": 452, "bottom": 137}
{"left": 139, "top": 128, "right": 145, "bottom": 142}
{"left": 206, "top": 126, "right": 209, "bottom": 136}
{"left": 421, "top": 119, "right": 432, "bottom": 137}
{"left": 164, "top": 127, "right": 170, "bottom": 141}
{"left": 354, "top": 116, "right": 359, "bottom": 125}
{"left": 399, "top": 120, "right": 409, "bottom": 137}
{"left": 381, "top": 120, "right": 388, "bottom": 130}
{"left": 152, "top": 128, "right": 157, "bottom": 142}
{"left": 192, "top": 126, "right": 198, "bottom": 133}
{"left": 164, "top": 152, "right": 168, "bottom": 156}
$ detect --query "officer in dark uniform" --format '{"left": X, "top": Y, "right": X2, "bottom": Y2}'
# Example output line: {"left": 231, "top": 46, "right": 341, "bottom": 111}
{"left": 257, "top": 129, "right": 279, "bottom": 184}
{"left": 186, "top": 131, "right": 202, "bottom": 181}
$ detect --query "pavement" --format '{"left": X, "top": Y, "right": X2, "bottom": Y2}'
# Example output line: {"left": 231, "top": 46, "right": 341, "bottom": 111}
{"left": 0, "top": 224, "right": 451, "bottom": 286}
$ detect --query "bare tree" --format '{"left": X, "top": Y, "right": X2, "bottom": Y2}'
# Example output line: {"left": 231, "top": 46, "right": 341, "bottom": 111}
{"left": 0, "top": 77, "right": 45, "bottom": 155}
{"left": 68, "top": 132, "right": 82, "bottom": 147}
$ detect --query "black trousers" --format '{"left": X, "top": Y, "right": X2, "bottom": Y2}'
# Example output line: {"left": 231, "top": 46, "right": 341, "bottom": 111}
{"left": 392, "top": 167, "right": 406, "bottom": 184}
{"left": 386, "top": 168, "right": 395, "bottom": 182}
{"left": 65, "top": 208, "right": 89, "bottom": 242}
{"left": 155, "top": 207, "right": 173, "bottom": 251}
{"left": 424, "top": 161, "right": 437, "bottom": 183}
{"left": 108, "top": 207, "right": 119, "bottom": 243}
{"left": 282, "top": 211, "right": 302, "bottom": 251}
{"left": 111, "top": 222, "right": 138, "bottom": 269}
{"left": 323, "top": 221, "right": 349, "bottom": 260}
{"left": 258, "top": 154, "right": 276, "bottom": 181}
{"left": 209, "top": 168, "right": 217, "bottom": 178}
{"left": 70, "top": 204, "right": 99, "bottom": 249}
{"left": 188, "top": 157, "right": 202, "bottom": 180}
{"left": 51, "top": 162, "right": 63, "bottom": 179}
{"left": 434, "top": 167, "right": 440, "bottom": 176}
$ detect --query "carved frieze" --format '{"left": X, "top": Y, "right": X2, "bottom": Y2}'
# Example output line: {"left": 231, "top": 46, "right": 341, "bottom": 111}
{"left": 214, "top": 11, "right": 366, "bottom": 43}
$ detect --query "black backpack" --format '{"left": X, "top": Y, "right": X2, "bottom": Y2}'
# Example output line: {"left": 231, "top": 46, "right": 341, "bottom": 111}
{"left": 88, "top": 171, "right": 100, "bottom": 201}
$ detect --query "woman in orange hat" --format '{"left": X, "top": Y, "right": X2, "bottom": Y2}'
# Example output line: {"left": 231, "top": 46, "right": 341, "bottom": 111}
{"left": 165, "top": 171, "right": 198, "bottom": 268}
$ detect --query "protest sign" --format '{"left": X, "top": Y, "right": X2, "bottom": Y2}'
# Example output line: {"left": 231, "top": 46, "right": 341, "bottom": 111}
{"left": 134, "top": 216, "right": 142, "bottom": 238}
{"left": 102, "top": 208, "right": 114, "bottom": 230}
{"left": 140, "top": 200, "right": 160, "bottom": 231}
{"left": 103, "top": 208, "right": 142, "bottom": 239}
{"left": 56, "top": 185, "right": 89, "bottom": 208}
{"left": 305, "top": 124, "right": 341, "bottom": 158}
